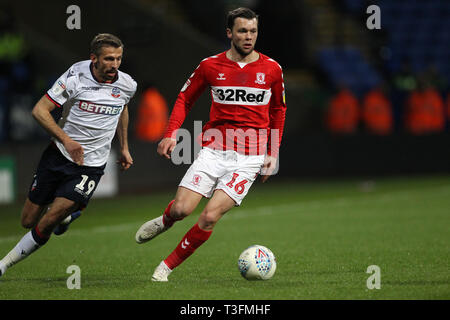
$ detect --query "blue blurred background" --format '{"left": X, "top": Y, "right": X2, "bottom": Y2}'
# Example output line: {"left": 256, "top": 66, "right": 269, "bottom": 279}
{"left": 0, "top": 0, "right": 449, "bottom": 201}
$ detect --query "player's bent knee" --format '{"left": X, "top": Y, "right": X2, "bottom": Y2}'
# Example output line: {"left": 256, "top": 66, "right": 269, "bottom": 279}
{"left": 198, "top": 210, "right": 221, "bottom": 230}
{"left": 20, "top": 199, "right": 45, "bottom": 229}
{"left": 21, "top": 217, "right": 36, "bottom": 229}
{"left": 170, "top": 201, "right": 193, "bottom": 220}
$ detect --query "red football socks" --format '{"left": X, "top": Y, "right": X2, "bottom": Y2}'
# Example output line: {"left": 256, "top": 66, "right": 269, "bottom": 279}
{"left": 164, "top": 223, "right": 212, "bottom": 270}
{"left": 162, "top": 200, "right": 176, "bottom": 227}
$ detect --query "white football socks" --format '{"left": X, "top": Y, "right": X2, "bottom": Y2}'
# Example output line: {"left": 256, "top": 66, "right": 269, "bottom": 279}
{"left": 0, "top": 230, "right": 42, "bottom": 276}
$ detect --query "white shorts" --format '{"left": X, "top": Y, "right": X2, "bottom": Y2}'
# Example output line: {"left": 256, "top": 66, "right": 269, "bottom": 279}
{"left": 179, "top": 147, "right": 265, "bottom": 206}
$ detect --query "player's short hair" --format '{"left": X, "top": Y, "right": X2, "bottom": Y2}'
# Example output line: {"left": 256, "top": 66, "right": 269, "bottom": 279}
{"left": 90, "top": 33, "right": 123, "bottom": 56}
{"left": 226, "top": 7, "right": 259, "bottom": 30}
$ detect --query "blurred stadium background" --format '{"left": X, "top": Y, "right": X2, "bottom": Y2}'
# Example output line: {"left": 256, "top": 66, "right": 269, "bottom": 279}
{"left": 0, "top": 0, "right": 449, "bottom": 203}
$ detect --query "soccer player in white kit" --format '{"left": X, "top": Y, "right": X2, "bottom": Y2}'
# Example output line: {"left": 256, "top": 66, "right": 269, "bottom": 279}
{"left": 135, "top": 8, "right": 287, "bottom": 281}
{"left": 0, "top": 34, "right": 137, "bottom": 278}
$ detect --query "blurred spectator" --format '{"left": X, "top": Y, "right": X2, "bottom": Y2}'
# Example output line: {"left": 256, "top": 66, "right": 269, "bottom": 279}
{"left": 0, "top": 3, "right": 38, "bottom": 142}
{"left": 404, "top": 79, "right": 445, "bottom": 135}
{"left": 361, "top": 84, "right": 393, "bottom": 135}
{"left": 326, "top": 86, "right": 360, "bottom": 134}
{"left": 390, "top": 60, "right": 417, "bottom": 131}
{"left": 422, "top": 63, "right": 448, "bottom": 94}
{"left": 135, "top": 84, "right": 169, "bottom": 142}
{"left": 0, "top": 4, "right": 26, "bottom": 63}
{"left": 447, "top": 93, "right": 450, "bottom": 130}
{"left": 392, "top": 59, "right": 417, "bottom": 92}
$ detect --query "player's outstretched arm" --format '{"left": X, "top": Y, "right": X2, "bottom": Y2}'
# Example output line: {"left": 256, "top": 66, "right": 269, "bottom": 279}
{"left": 157, "top": 60, "right": 207, "bottom": 161}
{"left": 32, "top": 95, "right": 84, "bottom": 165}
{"left": 116, "top": 104, "right": 133, "bottom": 171}
{"left": 157, "top": 137, "right": 177, "bottom": 159}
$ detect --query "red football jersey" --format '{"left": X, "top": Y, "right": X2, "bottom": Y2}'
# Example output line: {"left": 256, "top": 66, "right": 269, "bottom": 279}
{"left": 164, "top": 51, "right": 286, "bottom": 156}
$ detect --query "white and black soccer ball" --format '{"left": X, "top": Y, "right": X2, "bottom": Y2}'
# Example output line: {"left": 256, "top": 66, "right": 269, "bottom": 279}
{"left": 238, "top": 245, "right": 276, "bottom": 280}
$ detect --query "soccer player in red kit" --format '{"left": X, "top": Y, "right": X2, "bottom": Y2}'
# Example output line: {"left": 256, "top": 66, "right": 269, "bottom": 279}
{"left": 135, "top": 7, "right": 287, "bottom": 281}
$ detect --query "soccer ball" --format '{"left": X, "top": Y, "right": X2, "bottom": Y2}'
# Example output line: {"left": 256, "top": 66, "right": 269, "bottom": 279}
{"left": 238, "top": 245, "right": 276, "bottom": 280}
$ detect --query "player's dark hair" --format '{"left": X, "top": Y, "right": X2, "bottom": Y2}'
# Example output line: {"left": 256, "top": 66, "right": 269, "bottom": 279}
{"left": 90, "top": 33, "right": 123, "bottom": 56}
{"left": 226, "top": 7, "right": 258, "bottom": 30}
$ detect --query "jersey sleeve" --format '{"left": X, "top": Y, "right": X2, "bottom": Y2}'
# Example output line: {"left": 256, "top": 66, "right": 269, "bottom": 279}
{"left": 267, "top": 65, "right": 287, "bottom": 158}
{"left": 126, "top": 79, "right": 138, "bottom": 104}
{"left": 164, "top": 61, "right": 208, "bottom": 139}
{"left": 46, "top": 66, "right": 76, "bottom": 107}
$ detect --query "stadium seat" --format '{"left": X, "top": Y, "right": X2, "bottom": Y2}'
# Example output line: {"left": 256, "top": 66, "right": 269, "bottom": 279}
{"left": 317, "top": 46, "right": 381, "bottom": 97}
{"left": 376, "top": 0, "right": 449, "bottom": 75}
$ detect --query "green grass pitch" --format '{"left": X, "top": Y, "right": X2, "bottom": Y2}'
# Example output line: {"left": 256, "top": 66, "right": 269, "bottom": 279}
{"left": 0, "top": 174, "right": 448, "bottom": 300}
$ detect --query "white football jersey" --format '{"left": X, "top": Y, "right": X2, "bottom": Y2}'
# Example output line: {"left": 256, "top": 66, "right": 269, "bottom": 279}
{"left": 46, "top": 60, "right": 137, "bottom": 167}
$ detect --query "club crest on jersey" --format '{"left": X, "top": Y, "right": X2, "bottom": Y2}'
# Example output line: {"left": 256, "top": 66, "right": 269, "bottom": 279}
{"left": 192, "top": 174, "right": 202, "bottom": 186}
{"left": 67, "top": 68, "right": 75, "bottom": 78}
{"left": 111, "top": 87, "right": 121, "bottom": 98}
{"left": 217, "top": 73, "right": 226, "bottom": 80}
{"left": 255, "top": 73, "right": 266, "bottom": 85}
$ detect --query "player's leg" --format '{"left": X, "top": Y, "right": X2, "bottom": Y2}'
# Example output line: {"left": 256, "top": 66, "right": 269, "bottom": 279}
{"left": 196, "top": 189, "right": 236, "bottom": 230}
{"left": 20, "top": 196, "right": 81, "bottom": 235}
{"left": 53, "top": 210, "right": 82, "bottom": 235}
{"left": 20, "top": 198, "right": 48, "bottom": 229}
{"left": 50, "top": 158, "right": 104, "bottom": 237}
{"left": 152, "top": 190, "right": 235, "bottom": 281}
{"left": 36, "top": 197, "right": 79, "bottom": 235}
{"left": 152, "top": 151, "right": 265, "bottom": 281}
{"left": 0, "top": 145, "right": 57, "bottom": 277}
{"left": 20, "top": 143, "right": 80, "bottom": 236}
{"left": 135, "top": 186, "right": 203, "bottom": 243}
{"left": 136, "top": 147, "right": 218, "bottom": 244}
{"left": 21, "top": 145, "right": 59, "bottom": 230}
{"left": 0, "top": 150, "right": 104, "bottom": 277}
{"left": 0, "top": 197, "right": 79, "bottom": 277}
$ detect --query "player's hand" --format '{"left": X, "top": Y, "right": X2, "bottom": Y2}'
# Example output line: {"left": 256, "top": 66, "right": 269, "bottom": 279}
{"left": 117, "top": 149, "right": 133, "bottom": 171}
{"left": 64, "top": 139, "right": 84, "bottom": 166}
{"left": 157, "top": 138, "right": 177, "bottom": 159}
{"left": 260, "top": 155, "right": 277, "bottom": 183}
